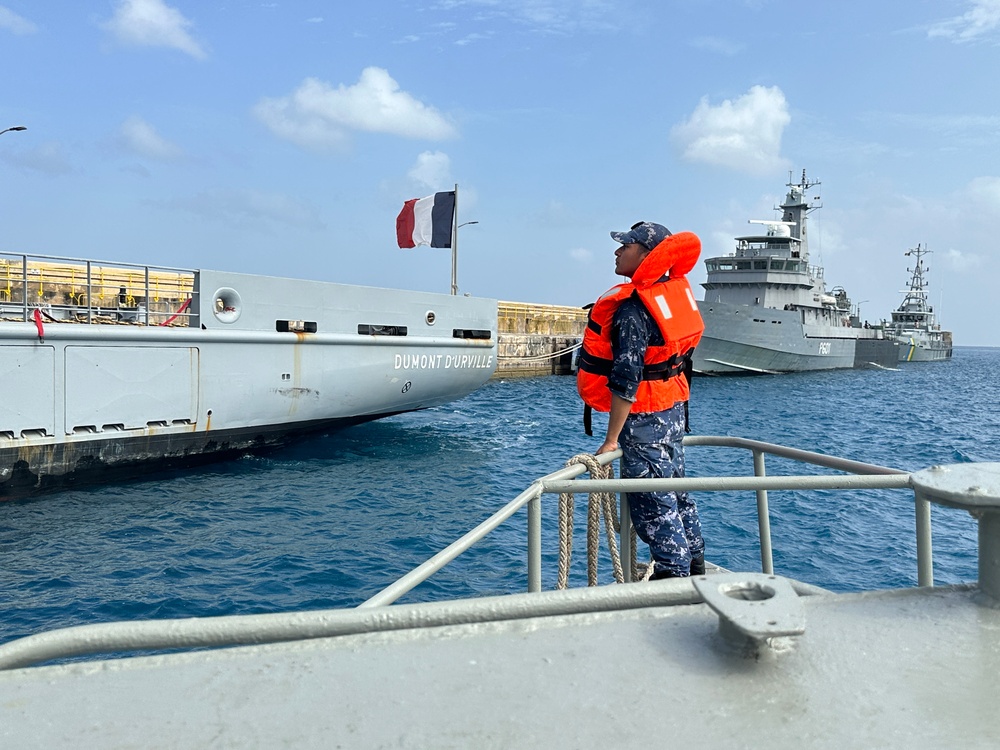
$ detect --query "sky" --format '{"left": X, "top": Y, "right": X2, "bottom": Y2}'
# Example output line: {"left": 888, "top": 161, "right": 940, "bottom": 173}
{"left": 1, "top": 0, "right": 998, "bottom": 345}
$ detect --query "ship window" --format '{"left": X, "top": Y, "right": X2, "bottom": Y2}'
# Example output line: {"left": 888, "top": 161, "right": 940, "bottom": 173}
{"left": 770, "top": 260, "right": 785, "bottom": 270}
{"left": 276, "top": 320, "right": 318, "bottom": 333}
{"left": 736, "top": 261, "right": 751, "bottom": 270}
{"left": 453, "top": 329, "right": 492, "bottom": 340}
{"left": 358, "top": 324, "right": 408, "bottom": 336}
{"left": 754, "top": 261, "right": 768, "bottom": 270}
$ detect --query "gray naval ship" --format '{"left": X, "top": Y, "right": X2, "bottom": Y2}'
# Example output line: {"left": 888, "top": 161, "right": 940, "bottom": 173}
{"left": 693, "top": 171, "right": 898, "bottom": 374}
{"left": 883, "top": 243, "right": 953, "bottom": 362}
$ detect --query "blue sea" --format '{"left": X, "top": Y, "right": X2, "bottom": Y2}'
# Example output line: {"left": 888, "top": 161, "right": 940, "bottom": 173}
{"left": 2, "top": 347, "right": 998, "bottom": 647}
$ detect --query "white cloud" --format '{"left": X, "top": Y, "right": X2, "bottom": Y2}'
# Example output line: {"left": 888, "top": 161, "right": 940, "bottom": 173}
{"left": 254, "top": 67, "right": 458, "bottom": 152}
{"left": 119, "top": 116, "right": 183, "bottom": 161}
{"left": 429, "top": 0, "right": 618, "bottom": 34}
{"left": 162, "top": 189, "right": 324, "bottom": 230}
{"left": 670, "top": 85, "right": 791, "bottom": 175}
{"left": 928, "top": 0, "right": 1000, "bottom": 42}
{"left": 102, "top": 0, "right": 207, "bottom": 59}
{"left": 0, "top": 5, "right": 37, "bottom": 34}
{"left": 944, "top": 247, "right": 983, "bottom": 271}
{"left": 963, "top": 175, "right": 1000, "bottom": 212}
{"left": 569, "top": 247, "right": 593, "bottom": 263}
{"left": 408, "top": 151, "right": 453, "bottom": 191}
{"left": 1, "top": 142, "right": 72, "bottom": 176}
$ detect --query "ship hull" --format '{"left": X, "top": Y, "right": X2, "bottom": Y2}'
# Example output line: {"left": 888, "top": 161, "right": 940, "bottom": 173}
{"left": 896, "top": 337, "right": 953, "bottom": 362}
{"left": 1, "top": 265, "right": 497, "bottom": 498}
{"left": 693, "top": 302, "right": 898, "bottom": 375}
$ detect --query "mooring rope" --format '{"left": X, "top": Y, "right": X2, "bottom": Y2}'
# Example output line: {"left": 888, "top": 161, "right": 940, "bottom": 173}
{"left": 497, "top": 341, "right": 581, "bottom": 363}
{"left": 557, "top": 453, "right": 642, "bottom": 589}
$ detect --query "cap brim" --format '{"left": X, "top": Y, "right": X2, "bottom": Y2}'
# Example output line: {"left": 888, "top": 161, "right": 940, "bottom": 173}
{"left": 610, "top": 231, "right": 634, "bottom": 245}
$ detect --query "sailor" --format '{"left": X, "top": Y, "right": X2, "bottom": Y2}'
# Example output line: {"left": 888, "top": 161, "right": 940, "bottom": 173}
{"left": 577, "top": 222, "right": 706, "bottom": 579}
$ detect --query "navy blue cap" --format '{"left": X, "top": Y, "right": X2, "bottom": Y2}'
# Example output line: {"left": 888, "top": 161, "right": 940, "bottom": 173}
{"left": 610, "top": 221, "right": 672, "bottom": 251}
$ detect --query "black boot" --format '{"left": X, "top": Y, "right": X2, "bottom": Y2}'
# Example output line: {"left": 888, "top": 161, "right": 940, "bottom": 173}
{"left": 650, "top": 568, "right": 681, "bottom": 580}
{"left": 690, "top": 552, "right": 705, "bottom": 576}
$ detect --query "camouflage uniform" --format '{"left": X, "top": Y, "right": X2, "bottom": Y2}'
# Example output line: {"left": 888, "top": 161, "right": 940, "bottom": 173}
{"left": 609, "top": 295, "right": 704, "bottom": 579}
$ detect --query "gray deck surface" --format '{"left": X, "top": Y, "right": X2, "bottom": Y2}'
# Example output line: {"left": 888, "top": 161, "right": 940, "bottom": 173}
{"left": 2, "top": 579, "right": 998, "bottom": 749}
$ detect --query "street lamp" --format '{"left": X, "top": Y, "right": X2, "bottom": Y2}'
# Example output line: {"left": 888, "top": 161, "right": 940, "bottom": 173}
{"left": 451, "top": 220, "right": 479, "bottom": 295}
{"left": 1, "top": 126, "right": 27, "bottom": 136}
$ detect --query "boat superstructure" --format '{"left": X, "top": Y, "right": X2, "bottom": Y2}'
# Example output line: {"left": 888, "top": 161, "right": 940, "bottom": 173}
{"left": 883, "top": 244, "right": 953, "bottom": 362}
{"left": 0, "top": 439, "right": 996, "bottom": 747}
{"left": 0, "top": 252, "right": 497, "bottom": 497}
{"left": 694, "top": 171, "right": 898, "bottom": 374}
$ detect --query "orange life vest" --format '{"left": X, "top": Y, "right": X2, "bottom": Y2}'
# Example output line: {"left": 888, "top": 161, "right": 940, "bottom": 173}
{"left": 576, "top": 232, "right": 704, "bottom": 432}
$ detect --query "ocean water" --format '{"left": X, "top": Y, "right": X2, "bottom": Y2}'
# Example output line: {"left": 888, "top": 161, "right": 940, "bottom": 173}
{"left": 2, "top": 347, "right": 997, "bottom": 646}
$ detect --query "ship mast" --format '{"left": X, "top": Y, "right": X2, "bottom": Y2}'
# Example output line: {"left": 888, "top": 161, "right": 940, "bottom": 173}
{"left": 779, "top": 169, "right": 821, "bottom": 260}
{"left": 900, "top": 243, "right": 931, "bottom": 310}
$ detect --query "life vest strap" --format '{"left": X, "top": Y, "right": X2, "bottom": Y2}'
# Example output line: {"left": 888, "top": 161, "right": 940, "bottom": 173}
{"left": 577, "top": 348, "right": 693, "bottom": 382}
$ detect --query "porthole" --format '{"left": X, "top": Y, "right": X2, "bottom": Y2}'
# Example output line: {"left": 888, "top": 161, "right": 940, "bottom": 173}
{"left": 213, "top": 287, "right": 242, "bottom": 324}
{"left": 425, "top": 310, "right": 437, "bottom": 326}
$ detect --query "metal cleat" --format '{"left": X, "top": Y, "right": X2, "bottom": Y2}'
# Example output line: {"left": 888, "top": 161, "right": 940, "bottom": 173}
{"left": 693, "top": 572, "right": 805, "bottom": 653}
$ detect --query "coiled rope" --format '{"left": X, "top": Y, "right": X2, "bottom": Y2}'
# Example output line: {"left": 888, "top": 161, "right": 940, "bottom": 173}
{"left": 557, "top": 454, "right": 651, "bottom": 588}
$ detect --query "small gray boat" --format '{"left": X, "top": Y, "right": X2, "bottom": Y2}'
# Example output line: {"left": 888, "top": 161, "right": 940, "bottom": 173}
{"left": 693, "top": 171, "right": 898, "bottom": 374}
{"left": 883, "top": 243, "right": 953, "bottom": 362}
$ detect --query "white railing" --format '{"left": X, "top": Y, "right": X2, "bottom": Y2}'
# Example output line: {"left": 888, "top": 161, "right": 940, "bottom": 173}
{"left": 359, "top": 436, "right": 913, "bottom": 606}
{"left": 2, "top": 437, "right": 993, "bottom": 671}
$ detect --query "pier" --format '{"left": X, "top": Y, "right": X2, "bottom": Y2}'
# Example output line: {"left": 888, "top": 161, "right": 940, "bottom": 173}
{"left": 495, "top": 301, "right": 586, "bottom": 377}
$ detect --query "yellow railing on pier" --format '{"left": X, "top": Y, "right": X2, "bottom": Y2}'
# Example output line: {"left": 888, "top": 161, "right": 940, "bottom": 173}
{"left": 0, "top": 254, "right": 197, "bottom": 327}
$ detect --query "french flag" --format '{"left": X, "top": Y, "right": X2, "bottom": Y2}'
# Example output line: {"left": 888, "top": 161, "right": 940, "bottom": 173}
{"left": 395, "top": 191, "right": 455, "bottom": 249}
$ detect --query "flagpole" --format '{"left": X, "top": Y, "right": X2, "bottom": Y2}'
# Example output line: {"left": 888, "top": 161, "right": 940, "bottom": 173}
{"left": 451, "top": 183, "right": 459, "bottom": 295}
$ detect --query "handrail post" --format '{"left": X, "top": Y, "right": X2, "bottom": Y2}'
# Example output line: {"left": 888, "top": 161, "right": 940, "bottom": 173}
{"left": 915, "top": 494, "right": 933, "bottom": 586}
{"left": 144, "top": 266, "right": 150, "bottom": 326}
{"left": 21, "top": 255, "right": 27, "bottom": 321}
{"left": 753, "top": 449, "right": 774, "bottom": 575}
{"left": 620, "top": 490, "right": 633, "bottom": 582}
{"left": 86, "top": 261, "right": 93, "bottom": 323}
{"left": 527, "top": 490, "right": 541, "bottom": 593}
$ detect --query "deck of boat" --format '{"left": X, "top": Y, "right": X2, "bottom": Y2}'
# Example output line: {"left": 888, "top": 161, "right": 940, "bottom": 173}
{"left": 0, "top": 579, "right": 993, "bottom": 748}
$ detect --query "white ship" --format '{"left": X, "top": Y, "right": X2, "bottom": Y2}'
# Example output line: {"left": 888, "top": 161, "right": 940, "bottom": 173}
{"left": 694, "top": 171, "right": 898, "bottom": 374}
{"left": 0, "top": 253, "right": 497, "bottom": 498}
{"left": 883, "top": 243, "right": 953, "bottom": 362}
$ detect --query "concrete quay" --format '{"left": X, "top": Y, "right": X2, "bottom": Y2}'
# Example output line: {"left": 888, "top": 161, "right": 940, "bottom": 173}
{"left": 495, "top": 301, "right": 586, "bottom": 377}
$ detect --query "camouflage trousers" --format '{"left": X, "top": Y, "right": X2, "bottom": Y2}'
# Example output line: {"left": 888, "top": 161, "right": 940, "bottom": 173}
{"left": 619, "top": 403, "right": 703, "bottom": 578}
